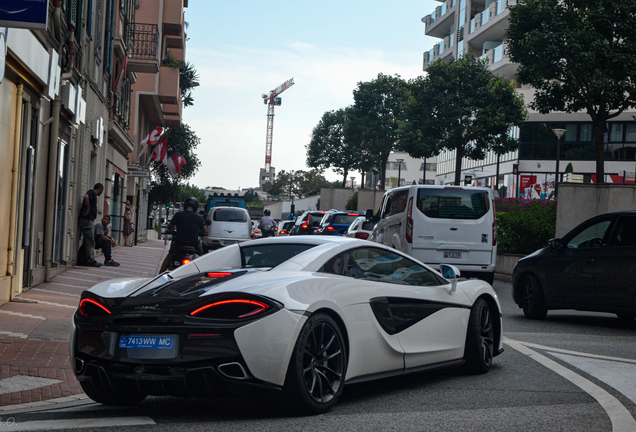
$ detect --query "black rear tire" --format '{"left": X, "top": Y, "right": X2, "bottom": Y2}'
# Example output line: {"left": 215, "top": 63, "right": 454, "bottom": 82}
{"left": 463, "top": 298, "right": 494, "bottom": 374}
{"left": 283, "top": 313, "right": 347, "bottom": 415}
{"left": 521, "top": 274, "right": 548, "bottom": 319}
{"left": 80, "top": 370, "right": 146, "bottom": 406}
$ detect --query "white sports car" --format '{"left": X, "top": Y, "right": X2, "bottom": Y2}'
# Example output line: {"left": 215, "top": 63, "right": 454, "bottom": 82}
{"left": 70, "top": 236, "right": 503, "bottom": 414}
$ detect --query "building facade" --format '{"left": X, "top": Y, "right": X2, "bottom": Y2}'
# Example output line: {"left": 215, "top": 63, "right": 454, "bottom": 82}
{"left": 422, "top": 0, "right": 636, "bottom": 196}
{"left": 0, "top": 0, "right": 187, "bottom": 306}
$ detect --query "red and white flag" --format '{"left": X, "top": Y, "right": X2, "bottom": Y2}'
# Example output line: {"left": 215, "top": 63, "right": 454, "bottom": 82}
{"left": 113, "top": 56, "right": 128, "bottom": 97}
{"left": 141, "top": 126, "right": 163, "bottom": 145}
{"left": 151, "top": 136, "right": 168, "bottom": 161}
{"left": 165, "top": 152, "right": 187, "bottom": 177}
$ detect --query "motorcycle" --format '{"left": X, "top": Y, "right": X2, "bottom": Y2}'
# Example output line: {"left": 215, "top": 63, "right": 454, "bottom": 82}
{"left": 259, "top": 224, "right": 276, "bottom": 238}
{"left": 169, "top": 245, "right": 200, "bottom": 270}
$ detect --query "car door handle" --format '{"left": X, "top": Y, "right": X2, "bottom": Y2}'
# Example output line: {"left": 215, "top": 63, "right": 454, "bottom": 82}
{"left": 450, "top": 227, "right": 458, "bottom": 231}
{"left": 389, "top": 223, "right": 401, "bottom": 228}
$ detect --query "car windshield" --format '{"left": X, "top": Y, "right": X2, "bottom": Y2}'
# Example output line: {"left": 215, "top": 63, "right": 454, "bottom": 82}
{"left": 332, "top": 214, "right": 359, "bottom": 225}
{"left": 213, "top": 208, "right": 248, "bottom": 222}
{"left": 241, "top": 243, "right": 317, "bottom": 268}
{"left": 416, "top": 188, "right": 489, "bottom": 220}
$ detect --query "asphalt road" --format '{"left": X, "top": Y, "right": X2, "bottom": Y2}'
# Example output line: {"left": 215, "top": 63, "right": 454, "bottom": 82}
{"left": 4, "top": 280, "right": 636, "bottom": 432}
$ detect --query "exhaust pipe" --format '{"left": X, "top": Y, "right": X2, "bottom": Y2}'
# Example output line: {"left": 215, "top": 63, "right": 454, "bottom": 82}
{"left": 74, "top": 358, "right": 86, "bottom": 374}
{"left": 217, "top": 362, "right": 250, "bottom": 380}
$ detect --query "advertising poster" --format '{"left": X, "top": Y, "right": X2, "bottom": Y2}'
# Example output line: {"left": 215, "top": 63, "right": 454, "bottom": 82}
{"left": 0, "top": 0, "right": 48, "bottom": 30}
{"left": 519, "top": 174, "right": 555, "bottom": 199}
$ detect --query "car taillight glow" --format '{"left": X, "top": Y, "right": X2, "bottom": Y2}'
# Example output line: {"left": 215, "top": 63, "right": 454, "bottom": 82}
{"left": 405, "top": 197, "right": 413, "bottom": 244}
{"left": 280, "top": 230, "right": 287, "bottom": 234}
{"left": 302, "top": 224, "right": 308, "bottom": 229}
{"left": 190, "top": 299, "right": 270, "bottom": 318}
{"left": 207, "top": 272, "right": 232, "bottom": 278}
{"left": 182, "top": 259, "right": 191, "bottom": 265}
{"left": 346, "top": 213, "right": 359, "bottom": 216}
{"left": 79, "top": 298, "right": 111, "bottom": 317}
{"left": 326, "top": 226, "right": 335, "bottom": 231}
{"left": 355, "top": 232, "right": 369, "bottom": 239}
{"left": 189, "top": 332, "right": 221, "bottom": 338}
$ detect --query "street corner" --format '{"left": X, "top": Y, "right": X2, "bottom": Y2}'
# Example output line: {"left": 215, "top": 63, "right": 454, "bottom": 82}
{"left": 0, "top": 339, "right": 82, "bottom": 408}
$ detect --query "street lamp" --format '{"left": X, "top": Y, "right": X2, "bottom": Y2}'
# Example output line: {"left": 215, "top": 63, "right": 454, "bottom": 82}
{"left": 396, "top": 158, "right": 404, "bottom": 187}
{"left": 361, "top": 143, "right": 367, "bottom": 189}
{"left": 552, "top": 128, "right": 566, "bottom": 197}
{"left": 350, "top": 176, "right": 356, "bottom": 190}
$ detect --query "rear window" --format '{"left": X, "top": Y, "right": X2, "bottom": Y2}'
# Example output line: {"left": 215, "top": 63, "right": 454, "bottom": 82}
{"left": 308, "top": 213, "right": 325, "bottom": 224}
{"left": 416, "top": 188, "right": 490, "bottom": 220}
{"left": 331, "top": 214, "right": 360, "bottom": 225}
{"left": 241, "top": 244, "right": 317, "bottom": 268}
{"left": 213, "top": 208, "right": 248, "bottom": 222}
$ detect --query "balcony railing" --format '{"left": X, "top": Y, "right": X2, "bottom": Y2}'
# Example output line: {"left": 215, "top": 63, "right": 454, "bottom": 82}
{"left": 469, "top": 0, "right": 515, "bottom": 34}
{"left": 129, "top": 23, "right": 159, "bottom": 61}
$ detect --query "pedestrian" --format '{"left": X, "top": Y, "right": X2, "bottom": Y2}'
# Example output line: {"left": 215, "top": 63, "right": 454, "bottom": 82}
{"left": 78, "top": 183, "right": 104, "bottom": 267}
{"left": 95, "top": 215, "right": 120, "bottom": 266}
{"left": 123, "top": 208, "right": 133, "bottom": 247}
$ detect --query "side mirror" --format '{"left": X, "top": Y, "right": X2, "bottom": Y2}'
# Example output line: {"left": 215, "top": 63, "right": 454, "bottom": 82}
{"left": 205, "top": 220, "right": 211, "bottom": 226}
{"left": 365, "top": 209, "right": 374, "bottom": 220}
{"left": 548, "top": 238, "right": 564, "bottom": 249}
{"left": 440, "top": 264, "right": 460, "bottom": 295}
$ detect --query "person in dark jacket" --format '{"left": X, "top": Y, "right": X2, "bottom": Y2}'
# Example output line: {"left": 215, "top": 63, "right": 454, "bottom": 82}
{"left": 78, "top": 183, "right": 104, "bottom": 267}
{"left": 160, "top": 197, "right": 205, "bottom": 272}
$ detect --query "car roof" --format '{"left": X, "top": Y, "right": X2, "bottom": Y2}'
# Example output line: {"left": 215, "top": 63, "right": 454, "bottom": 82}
{"left": 239, "top": 235, "right": 358, "bottom": 247}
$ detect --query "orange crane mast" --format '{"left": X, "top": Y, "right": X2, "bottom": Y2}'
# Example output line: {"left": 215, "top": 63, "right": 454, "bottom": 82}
{"left": 262, "top": 78, "right": 295, "bottom": 174}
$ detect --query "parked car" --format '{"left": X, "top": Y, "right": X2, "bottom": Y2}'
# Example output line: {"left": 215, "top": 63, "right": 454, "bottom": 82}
{"left": 289, "top": 211, "right": 326, "bottom": 235}
{"left": 71, "top": 236, "right": 503, "bottom": 414}
{"left": 345, "top": 216, "right": 374, "bottom": 240}
{"left": 370, "top": 185, "right": 497, "bottom": 284}
{"left": 316, "top": 211, "right": 363, "bottom": 236}
{"left": 202, "top": 207, "right": 252, "bottom": 253}
{"left": 512, "top": 211, "right": 636, "bottom": 322}
{"left": 276, "top": 220, "right": 295, "bottom": 236}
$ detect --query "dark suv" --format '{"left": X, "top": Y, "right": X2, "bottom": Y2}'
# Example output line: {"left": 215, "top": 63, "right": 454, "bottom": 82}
{"left": 316, "top": 211, "right": 363, "bottom": 236}
{"left": 289, "top": 211, "right": 326, "bottom": 235}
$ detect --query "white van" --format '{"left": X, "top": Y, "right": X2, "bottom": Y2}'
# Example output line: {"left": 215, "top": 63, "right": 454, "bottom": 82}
{"left": 370, "top": 185, "right": 497, "bottom": 284}
{"left": 202, "top": 207, "right": 252, "bottom": 253}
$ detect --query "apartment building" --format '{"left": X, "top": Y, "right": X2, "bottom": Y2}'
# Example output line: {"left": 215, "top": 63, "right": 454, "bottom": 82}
{"left": 0, "top": 0, "right": 187, "bottom": 306}
{"left": 422, "top": 0, "right": 636, "bottom": 197}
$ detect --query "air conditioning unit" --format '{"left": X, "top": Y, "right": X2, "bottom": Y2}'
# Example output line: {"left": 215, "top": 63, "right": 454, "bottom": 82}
{"left": 61, "top": 82, "right": 77, "bottom": 115}
{"left": 91, "top": 117, "right": 104, "bottom": 147}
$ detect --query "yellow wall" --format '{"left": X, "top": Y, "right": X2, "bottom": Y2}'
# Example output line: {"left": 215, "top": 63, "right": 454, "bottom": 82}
{"left": 0, "top": 79, "right": 17, "bottom": 304}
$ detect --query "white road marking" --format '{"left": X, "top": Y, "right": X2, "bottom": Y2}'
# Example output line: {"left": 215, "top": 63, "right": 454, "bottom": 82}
{"left": 519, "top": 341, "right": 636, "bottom": 365}
{"left": 8, "top": 416, "right": 155, "bottom": 430}
{"left": 0, "top": 310, "right": 46, "bottom": 320}
{"left": 550, "top": 352, "right": 636, "bottom": 405}
{"left": 0, "top": 375, "right": 62, "bottom": 395}
{"left": 0, "top": 330, "right": 28, "bottom": 338}
{"left": 505, "top": 337, "right": 636, "bottom": 432}
{"left": 32, "top": 288, "right": 80, "bottom": 298}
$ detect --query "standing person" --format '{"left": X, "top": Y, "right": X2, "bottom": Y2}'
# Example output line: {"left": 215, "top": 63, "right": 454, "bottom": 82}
{"left": 123, "top": 208, "right": 133, "bottom": 247}
{"left": 95, "top": 216, "right": 120, "bottom": 266}
{"left": 160, "top": 197, "right": 205, "bottom": 273}
{"left": 78, "top": 183, "right": 104, "bottom": 267}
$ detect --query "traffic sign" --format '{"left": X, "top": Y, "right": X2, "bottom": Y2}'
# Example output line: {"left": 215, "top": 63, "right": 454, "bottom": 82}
{"left": 152, "top": 204, "right": 159, "bottom": 211}
{"left": 127, "top": 171, "right": 150, "bottom": 177}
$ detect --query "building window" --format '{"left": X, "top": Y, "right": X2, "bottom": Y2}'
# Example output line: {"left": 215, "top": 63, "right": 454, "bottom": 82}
{"left": 580, "top": 124, "right": 592, "bottom": 142}
{"left": 610, "top": 123, "right": 623, "bottom": 142}
{"left": 565, "top": 124, "right": 577, "bottom": 142}
{"left": 626, "top": 124, "right": 636, "bottom": 142}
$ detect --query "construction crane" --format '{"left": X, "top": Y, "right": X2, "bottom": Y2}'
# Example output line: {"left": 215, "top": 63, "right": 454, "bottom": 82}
{"left": 261, "top": 78, "right": 295, "bottom": 175}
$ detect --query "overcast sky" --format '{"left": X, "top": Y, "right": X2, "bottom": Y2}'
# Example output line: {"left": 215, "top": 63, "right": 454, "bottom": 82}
{"left": 182, "top": 0, "right": 439, "bottom": 190}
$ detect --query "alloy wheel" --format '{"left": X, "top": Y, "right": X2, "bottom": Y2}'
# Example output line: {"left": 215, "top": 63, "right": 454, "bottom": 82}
{"left": 302, "top": 322, "right": 345, "bottom": 404}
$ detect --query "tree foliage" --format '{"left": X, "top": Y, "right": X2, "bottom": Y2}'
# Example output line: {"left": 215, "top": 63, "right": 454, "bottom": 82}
{"left": 506, "top": 0, "right": 636, "bottom": 183}
{"left": 351, "top": 73, "right": 409, "bottom": 190}
{"left": 149, "top": 124, "right": 202, "bottom": 203}
{"left": 306, "top": 108, "right": 371, "bottom": 187}
{"left": 268, "top": 169, "right": 334, "bottom": 199}
{"left": 400, "top": 56, "right": 526, "bottom": 185}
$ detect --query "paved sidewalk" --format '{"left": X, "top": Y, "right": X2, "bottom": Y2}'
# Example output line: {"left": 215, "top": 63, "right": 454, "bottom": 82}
{"left": 0, "top": 240, "right": 168, "bottom": 409}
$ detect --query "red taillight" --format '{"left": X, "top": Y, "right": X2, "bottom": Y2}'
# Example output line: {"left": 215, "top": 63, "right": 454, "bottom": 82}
{"left": 189, "top": 333, "right": 221, "bottom": 338}
{"left": 182, "top": 259, "right": 191, "bottom": 265}
{"left": 405, "top": 197, "right": 413, "bottom": 244}
{"left": 355, "top": 232, "right": 369, "bottom": 240}
{"left": 492, "top": 206, "right": 497, "bottom": 246}
{"left": 79, "top": 298, "right": 111, "bottom": 317}
{"left": 190, "top": 299, "right": 270, "bottom": 318}
{"left": 207, "top": 272, "right": 232, "bottom": 278}
{"left": 346, "top": 213, "right": 359, "bottom": 216}
{"left": 326, "top": 226, "right": 335, "bottom": 231}
{"left": 280, "top": 230, "right": 286, "bottom": 234}
{"left": 274, "top": 227, "right": 278, "bottom": 231}
{"left": 302, "top": 224, "right": 308, "bottom": 229}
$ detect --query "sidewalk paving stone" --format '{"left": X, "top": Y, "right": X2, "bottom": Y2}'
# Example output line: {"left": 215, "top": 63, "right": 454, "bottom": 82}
{"left": 0, "top": 239, "right": 169, "bottom": 408}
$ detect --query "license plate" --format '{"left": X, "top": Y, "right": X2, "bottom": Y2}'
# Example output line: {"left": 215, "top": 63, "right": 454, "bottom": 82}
{"left": 221, "top": 240, "right": 239, "bottom": 245}
{"left": 444, "top": 251, "right": 462, "bottom": 259}
{"left": 119, "top": 335, "right": 175, "bottom": 350}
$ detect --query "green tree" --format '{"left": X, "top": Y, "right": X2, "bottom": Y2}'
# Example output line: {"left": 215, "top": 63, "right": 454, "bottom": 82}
{"left": 180, "top": 62, "right": 200, "bottom": 107}
{"left": 306, "top": 108, "right": 370, "bottom": 187}
{"left": 506, "top": 0, "right": 636, "bottom": 184}
{"left": 268, "top": 170, "right": 301, "bottom": 199}
{"left": 149, "top": 124, "right": 202, "bottom": 204}
{"left": 177, "top": 183, "right": 206, "bottom": 203}
{"left": 268, "top": 169, "right": 332, "bottom": 199}
{"left": 351, "top": 73, "right": 409, "bottom": 190}
{"left": 401, "top": 56, "right": 526, "bottom": 185}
